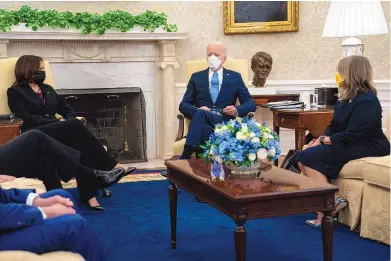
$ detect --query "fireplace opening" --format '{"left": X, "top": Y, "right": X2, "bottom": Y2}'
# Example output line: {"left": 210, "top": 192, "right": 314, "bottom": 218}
{"left": 56, "top": 87, "right": 147, "bottom": 163}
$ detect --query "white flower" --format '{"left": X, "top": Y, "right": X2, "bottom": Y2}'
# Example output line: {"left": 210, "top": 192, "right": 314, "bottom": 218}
{"left": 221, "top": 125, "right": 228, "bottom": 131}
{"left": 257, "top": 148, "right": 268, "bottom": 160}
{"left": 236, "top": 132, "right": 245, "bottom": 140}
{"left": 249, "top": 132, "right": 256, "bottom": 138}
{"left": 268, "top": 134, "right": 274, "bottom": 139}
{"left": 264, "top": 128, "right": 271, "bottom": 133}
{"left": 251, "top": 137, "right": 260, "bottom": 143}
{"left": 263, "top": 132, "right": 270, "bottom": 140}
{"left": 214, "top": 156, "right": 223, "bottom": 164}
{"left": 241, "top": 124, "right": 248, "bottom": 133}
{"left": 256, "top": 123, "right": 262, "bottom": 128}
{"left": 248, "top": 153, "right": 256, "bottom": 161}
{"left": 209, "top": 146, "right": 215, "bottom": 155}
{"left": 267, "top": 148, "right": 276, "bottom": 157}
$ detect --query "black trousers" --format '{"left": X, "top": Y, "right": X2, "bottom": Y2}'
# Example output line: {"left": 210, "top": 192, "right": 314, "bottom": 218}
{"left": 0, "top": 130, "right": 101, "bottom": 203}
{"left": 31, "top": 118, "right": 117, "bottom": 171}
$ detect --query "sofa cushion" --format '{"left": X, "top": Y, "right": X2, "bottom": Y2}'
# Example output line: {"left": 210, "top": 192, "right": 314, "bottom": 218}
{"left": 362, "top": 156, "right": 390, "bottom": 189}
{"left": 339, "top": 159, "right": 366, "bottom": 180}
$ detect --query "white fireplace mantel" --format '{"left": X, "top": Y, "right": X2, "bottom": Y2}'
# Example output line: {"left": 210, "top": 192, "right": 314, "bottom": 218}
{"left": 0, "top": 31, "right": 188, "bottom": 42}
{"left": 0, "top": 31, "right": 188, "bottom": 160}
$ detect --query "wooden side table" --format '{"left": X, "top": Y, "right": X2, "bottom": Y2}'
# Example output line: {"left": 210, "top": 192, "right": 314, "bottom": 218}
{"left": 272, "top": 108, "right": 334, "bottom": 165}
{"left": 0, "top": 119, "right": 23, "bottom": 146}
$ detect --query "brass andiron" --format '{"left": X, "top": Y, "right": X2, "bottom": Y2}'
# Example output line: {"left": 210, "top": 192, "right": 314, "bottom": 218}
{"left": 123, "top": 104, "right": 130, "bottom": 152}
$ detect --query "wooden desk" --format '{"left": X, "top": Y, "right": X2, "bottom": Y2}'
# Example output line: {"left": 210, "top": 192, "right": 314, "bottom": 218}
{"left": 0, "top": 119, "right": 23, "bottom": 146}
{"left": 252, "top": 93, "right": 300, "bottom": 106}
{"left": 166, "top": 159, "right": 337, "bottom": 261}
{"left": 272, "top": 108, "right": 334, "bottom": 152}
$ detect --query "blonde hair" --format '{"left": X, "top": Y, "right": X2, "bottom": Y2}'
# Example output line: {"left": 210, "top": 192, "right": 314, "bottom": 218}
{"left": 337, "top": 55, "right": 377, "bottom": 101}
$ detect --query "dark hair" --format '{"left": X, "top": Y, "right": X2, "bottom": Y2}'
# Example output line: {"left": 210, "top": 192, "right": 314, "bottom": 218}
{"left": 15, "top": 55, "right": 43, "bottom": 84}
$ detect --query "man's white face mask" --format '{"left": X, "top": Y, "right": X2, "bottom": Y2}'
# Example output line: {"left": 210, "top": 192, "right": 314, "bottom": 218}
{"left": 208, "top": 55, "right": 222, "bottom": 72}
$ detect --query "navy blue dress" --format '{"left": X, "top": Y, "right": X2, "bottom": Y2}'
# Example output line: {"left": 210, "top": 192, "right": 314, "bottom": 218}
{"left": 295, "top": 91, "right": 390, "bottom": 178}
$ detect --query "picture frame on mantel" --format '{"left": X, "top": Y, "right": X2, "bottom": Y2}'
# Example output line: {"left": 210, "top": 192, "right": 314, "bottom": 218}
{"left": 223, "top": 1, "right": 299, "bottom": 34}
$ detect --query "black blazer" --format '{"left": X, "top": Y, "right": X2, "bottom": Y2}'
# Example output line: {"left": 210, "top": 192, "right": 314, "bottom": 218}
{"left": 7, "top": 82, "right": 76, "bottom": 131}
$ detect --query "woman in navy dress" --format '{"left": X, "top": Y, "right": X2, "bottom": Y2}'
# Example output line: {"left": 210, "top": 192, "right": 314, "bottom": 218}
{"left": 293, "top": 55, "right": 390, "bottom": 227}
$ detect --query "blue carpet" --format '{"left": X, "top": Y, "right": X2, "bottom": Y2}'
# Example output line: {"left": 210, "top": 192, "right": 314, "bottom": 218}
{"left": 69, "top": 181, "right": 390, "bottom": 261}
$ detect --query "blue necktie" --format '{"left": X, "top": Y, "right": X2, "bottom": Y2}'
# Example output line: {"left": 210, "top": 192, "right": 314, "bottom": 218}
{"left": 210, "top": 72, "right": 219, "bottom": 103}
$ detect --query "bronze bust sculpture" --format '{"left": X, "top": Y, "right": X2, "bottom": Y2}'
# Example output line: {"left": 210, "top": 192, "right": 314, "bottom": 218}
{"left": 251, "top": 51, "right": 273, "bottom": 87}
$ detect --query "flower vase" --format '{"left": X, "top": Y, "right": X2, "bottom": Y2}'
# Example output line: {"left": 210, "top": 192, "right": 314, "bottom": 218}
{"left": 225, "top": 161, "right": 261, "bottom": 176}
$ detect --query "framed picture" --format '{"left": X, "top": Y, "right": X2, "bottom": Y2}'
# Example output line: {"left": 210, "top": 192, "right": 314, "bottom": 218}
{"left": 223, "top": 1, "right": 299, "bottom": 34}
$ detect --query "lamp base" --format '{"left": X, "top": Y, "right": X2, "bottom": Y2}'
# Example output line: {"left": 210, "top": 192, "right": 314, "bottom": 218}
{"left": 341, "top": 37, "right": 364, "bottom": 57}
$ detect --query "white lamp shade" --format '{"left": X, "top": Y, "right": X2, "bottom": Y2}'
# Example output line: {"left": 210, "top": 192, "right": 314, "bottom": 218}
{"left": 322, "top": 1, "right": 389, "bottom": 37}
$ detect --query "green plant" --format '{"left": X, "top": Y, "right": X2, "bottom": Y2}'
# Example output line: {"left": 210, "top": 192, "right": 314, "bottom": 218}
{"left": 0, "top": 5, "right": 178, "bottom": 34}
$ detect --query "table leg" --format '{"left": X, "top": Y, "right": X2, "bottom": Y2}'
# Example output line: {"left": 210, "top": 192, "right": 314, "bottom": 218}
{"left": 321, "top": 211, "right": 334, "bottom": 261}
{"left": 234, "top": 220, "right": 246, "bottom": 261}
{"left": 169, "top": 183, "right": 178, "bottom": 249}
{"left": 295, "top": 128, "right": 306, "bottom": 150}
{"left": 273, "top": 113, "right": 280, "bottom": 166}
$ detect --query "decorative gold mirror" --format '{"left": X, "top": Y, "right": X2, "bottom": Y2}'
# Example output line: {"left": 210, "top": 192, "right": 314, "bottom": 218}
{"left": 223, "top": 1, "right": 299, "bottom": 34}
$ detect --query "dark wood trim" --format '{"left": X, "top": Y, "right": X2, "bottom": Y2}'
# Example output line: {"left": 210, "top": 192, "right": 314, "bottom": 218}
{"left": 175, "top": 113, "right": 185, "bottom": 142}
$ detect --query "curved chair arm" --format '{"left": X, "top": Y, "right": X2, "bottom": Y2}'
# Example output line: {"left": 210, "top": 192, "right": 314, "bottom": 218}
{"left": 176, "top": 113, "right": 185, "bottom": 142}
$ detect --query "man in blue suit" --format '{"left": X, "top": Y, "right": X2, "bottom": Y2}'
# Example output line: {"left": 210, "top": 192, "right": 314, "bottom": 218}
{"left": 0, "top": 187, "right": 106, "bottom": 260}
{"left": 179, "top": 42, "right": 256, "bottom": 159}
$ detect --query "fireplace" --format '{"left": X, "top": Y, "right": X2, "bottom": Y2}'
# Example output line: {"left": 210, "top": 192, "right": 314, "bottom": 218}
{"left": 0, "top": 31, "right": 187, "bottom": 159}
{"left": 57, "top": 87, "right": 147, "bottom": 163}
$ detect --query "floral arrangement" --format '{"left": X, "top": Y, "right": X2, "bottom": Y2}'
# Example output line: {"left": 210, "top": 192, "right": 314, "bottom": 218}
{"left": 200, "top": 117, "right": 281, "bottom": 167}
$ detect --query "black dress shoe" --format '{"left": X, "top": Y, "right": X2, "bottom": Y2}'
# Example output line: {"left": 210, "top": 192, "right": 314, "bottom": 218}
{"left": 95, "top": 168, "right": 125, "bottom": 187}
{"left": 160, "top": 171, "right": 167, "bottom": 177}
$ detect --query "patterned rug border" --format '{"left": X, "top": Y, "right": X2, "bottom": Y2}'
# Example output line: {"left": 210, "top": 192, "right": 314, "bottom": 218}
{"left": 62, "top": 172, "right": 166, "bottom": 189}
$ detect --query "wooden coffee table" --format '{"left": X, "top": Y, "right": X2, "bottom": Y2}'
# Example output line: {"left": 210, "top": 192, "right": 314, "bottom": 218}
{"left": 165, "top": 159, "right": 338, "bottom": 261}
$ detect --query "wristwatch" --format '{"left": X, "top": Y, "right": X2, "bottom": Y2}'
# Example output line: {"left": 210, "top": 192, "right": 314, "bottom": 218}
{"left": 319, "top": 136, "right": 325, "bottom": 145}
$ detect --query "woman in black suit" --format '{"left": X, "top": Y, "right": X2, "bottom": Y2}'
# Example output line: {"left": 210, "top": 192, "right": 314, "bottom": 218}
{"left": 289, "top": 55, "right": 390, "bottom": 227}
{"left": 7, "top": 55, "right": 135, "bottom": 211}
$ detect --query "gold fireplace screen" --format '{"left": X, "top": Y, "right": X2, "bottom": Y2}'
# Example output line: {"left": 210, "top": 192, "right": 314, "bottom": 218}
{"left": 223, "top": 1, "right": 299, "bottom": 34}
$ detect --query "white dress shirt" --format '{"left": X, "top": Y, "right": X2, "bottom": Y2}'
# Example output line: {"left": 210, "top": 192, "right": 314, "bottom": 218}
{"left": 208, "top": 67, "right": 223, "bottom": 91}
{"left": 26, "top": 192, "right": 47, "bottom": 219}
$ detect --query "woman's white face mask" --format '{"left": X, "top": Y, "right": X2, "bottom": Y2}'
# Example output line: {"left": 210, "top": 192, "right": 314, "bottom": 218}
{"left": 208, "top": 55, "right": 222, "bottom": 72}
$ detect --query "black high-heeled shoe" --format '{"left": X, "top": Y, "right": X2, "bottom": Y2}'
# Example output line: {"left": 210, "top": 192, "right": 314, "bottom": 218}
{"left": 89, "top": 205, "right": 105, "bottom": 211}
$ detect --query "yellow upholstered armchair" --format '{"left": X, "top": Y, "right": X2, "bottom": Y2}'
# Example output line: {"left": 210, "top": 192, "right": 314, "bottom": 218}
{"left": 0, "top": 57, "right": 55, "bottom": 115}
{"left": 172, "top": 58, "right": 254, "bottom": 158}
{"left": 0, "top": 57, "right": 85, "bottom": 122}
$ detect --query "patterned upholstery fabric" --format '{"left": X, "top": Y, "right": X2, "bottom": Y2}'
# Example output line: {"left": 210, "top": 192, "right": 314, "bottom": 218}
{"left": 330, "top": 178, "right": 365, "bottom": 230}
{"left": 360, "top": 184, "right": 390, "bottom": 245}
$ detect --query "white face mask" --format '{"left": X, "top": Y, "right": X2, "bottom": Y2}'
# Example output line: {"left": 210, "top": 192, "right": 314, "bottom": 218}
{"left": 208, "top": 55, "right": 222, "bottom": 72}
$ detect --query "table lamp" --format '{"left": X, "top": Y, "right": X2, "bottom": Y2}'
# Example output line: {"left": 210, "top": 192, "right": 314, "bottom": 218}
{"left": 322, "top": 1, "right": 389, "bottom": 57}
